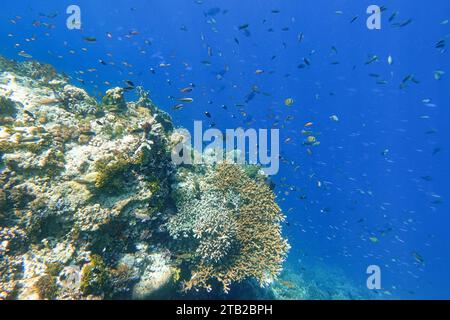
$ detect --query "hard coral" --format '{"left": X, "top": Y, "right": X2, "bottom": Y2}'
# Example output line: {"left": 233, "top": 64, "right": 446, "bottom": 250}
{"left": 169, "top": 163, "right": 289, "bottom": 293}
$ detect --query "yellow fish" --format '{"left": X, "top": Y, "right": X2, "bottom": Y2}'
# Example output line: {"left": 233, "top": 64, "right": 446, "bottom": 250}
{"left": 284, "top": 98, "right": 294, "bottom": 106}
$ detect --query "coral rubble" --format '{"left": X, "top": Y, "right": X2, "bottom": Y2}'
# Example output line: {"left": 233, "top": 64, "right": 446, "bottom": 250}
{"left": 0, "top": 55, "right": 288, "bottom": 300}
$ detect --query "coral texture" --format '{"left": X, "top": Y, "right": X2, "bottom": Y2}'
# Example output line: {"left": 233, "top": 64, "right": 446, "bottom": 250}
{"left": 168, "top": 163, "right": 289, "bottom": 293}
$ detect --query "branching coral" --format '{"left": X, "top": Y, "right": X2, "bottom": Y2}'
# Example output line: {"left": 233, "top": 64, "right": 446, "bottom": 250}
{"left": 168, "top": 163, "right": 289, "bottom": 293}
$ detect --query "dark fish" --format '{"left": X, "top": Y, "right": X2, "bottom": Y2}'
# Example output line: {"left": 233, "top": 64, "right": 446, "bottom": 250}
{"left": 411, "top": 76, "right": 420, "bottom": 84}
{"left": 205, "top": 111, "right": 212, "bottom": 118}
{"left": 402, "top": 74, "right": 413, "bottom": 83}
{"left": 24, "top": 110, "right": 35, "bottom": 119}
{"left": 412, "top": 252, "right": 424, "bottom": 264}
{"left": 365, "top": 55, "right": 378, "bottom": 65}
{"left": 350, "top": 16, "right": 359, "bottom": 23}
{"left": 432, "top": 147, "right": 441, "bottom": 155}
{"left": 172, "top": 104, "right": 184, "bottom": 111}
{"left": 388, "top": 11, "right": 398, "bottom": 22}
{"left": 321, "top": 207, "right": 332, "bottom": 213}
{"left": 83, "top": 37, "right": 97, "bottom": 42}
{"left": 244, "top": 85, "right": 260, "bottom": 103}
{"left": 39, "top": 12, "right": 58, "bottom": 19}
{"left": 435, "top": 39, "right": 446, "bottom": 49}
{"left": 393, "top": 19, "right": 412, "bottom": 27}
{"left": 399, "top": 19, "right": 412, "bottom": 27}
{"left": 125, "top": 80, "right": 135, "bottom": 87}
{"left": 239, "top": 24, "right": 249, "bottom": 30}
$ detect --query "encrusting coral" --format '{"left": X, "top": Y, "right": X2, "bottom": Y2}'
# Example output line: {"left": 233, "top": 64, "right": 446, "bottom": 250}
{"left": 0, "top": 54, "right": 289, "bottom": 300}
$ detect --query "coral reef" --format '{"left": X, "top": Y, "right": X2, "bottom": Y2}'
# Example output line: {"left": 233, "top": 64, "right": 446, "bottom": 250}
{"left": 168, "top": 163, "right": 289, "bottom": 293}
{"left": 0, "top": 55, "right": 289, "bottom": 300}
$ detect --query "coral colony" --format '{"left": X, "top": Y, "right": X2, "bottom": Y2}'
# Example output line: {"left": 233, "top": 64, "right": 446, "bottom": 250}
{"left": 0, "top": 55, "right": 289, "bottom": 299}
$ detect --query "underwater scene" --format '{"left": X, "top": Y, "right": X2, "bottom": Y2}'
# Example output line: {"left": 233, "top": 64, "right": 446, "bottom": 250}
{"left": 0, "top": 0, "right": 449, "bottom": 301}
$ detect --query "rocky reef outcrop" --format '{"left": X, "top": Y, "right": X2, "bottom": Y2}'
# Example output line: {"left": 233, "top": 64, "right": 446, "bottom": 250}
{"left": 0, "top": 55, "right": 289, "bottom": 300}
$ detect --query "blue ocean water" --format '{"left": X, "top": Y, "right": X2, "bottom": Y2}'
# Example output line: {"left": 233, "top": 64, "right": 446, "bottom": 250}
{"left": 1, "top": 0, "right": 449, "bottom": 299}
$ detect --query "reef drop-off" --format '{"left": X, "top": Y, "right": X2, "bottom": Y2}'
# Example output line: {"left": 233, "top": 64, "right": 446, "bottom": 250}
{"left": 0, "top": 55, "right": 289, "bottom": 300}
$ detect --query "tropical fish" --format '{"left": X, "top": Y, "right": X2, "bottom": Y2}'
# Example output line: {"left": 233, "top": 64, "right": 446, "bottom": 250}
{"left": 172, "top": 104, "right": 184, "bottom": 111}
{"left": 178, "top": 98, "right": 194, "bottom": 103}
{"left": 18, "top": 51, "right": 32, "bottom": 59}
{"left": 83, "top": 37, "right": 97, "bottom": 42}
{"left": 365, "top": 55, "right": 378, "bottom": 65}
{"left": 180, "top": 87, "right": 193, "bottom": 93}
{"left": 284, "top": 98, "right": 294, "bottom": 107}
{"left": 412, "top": 252, "right": 424, "bottom": 264}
